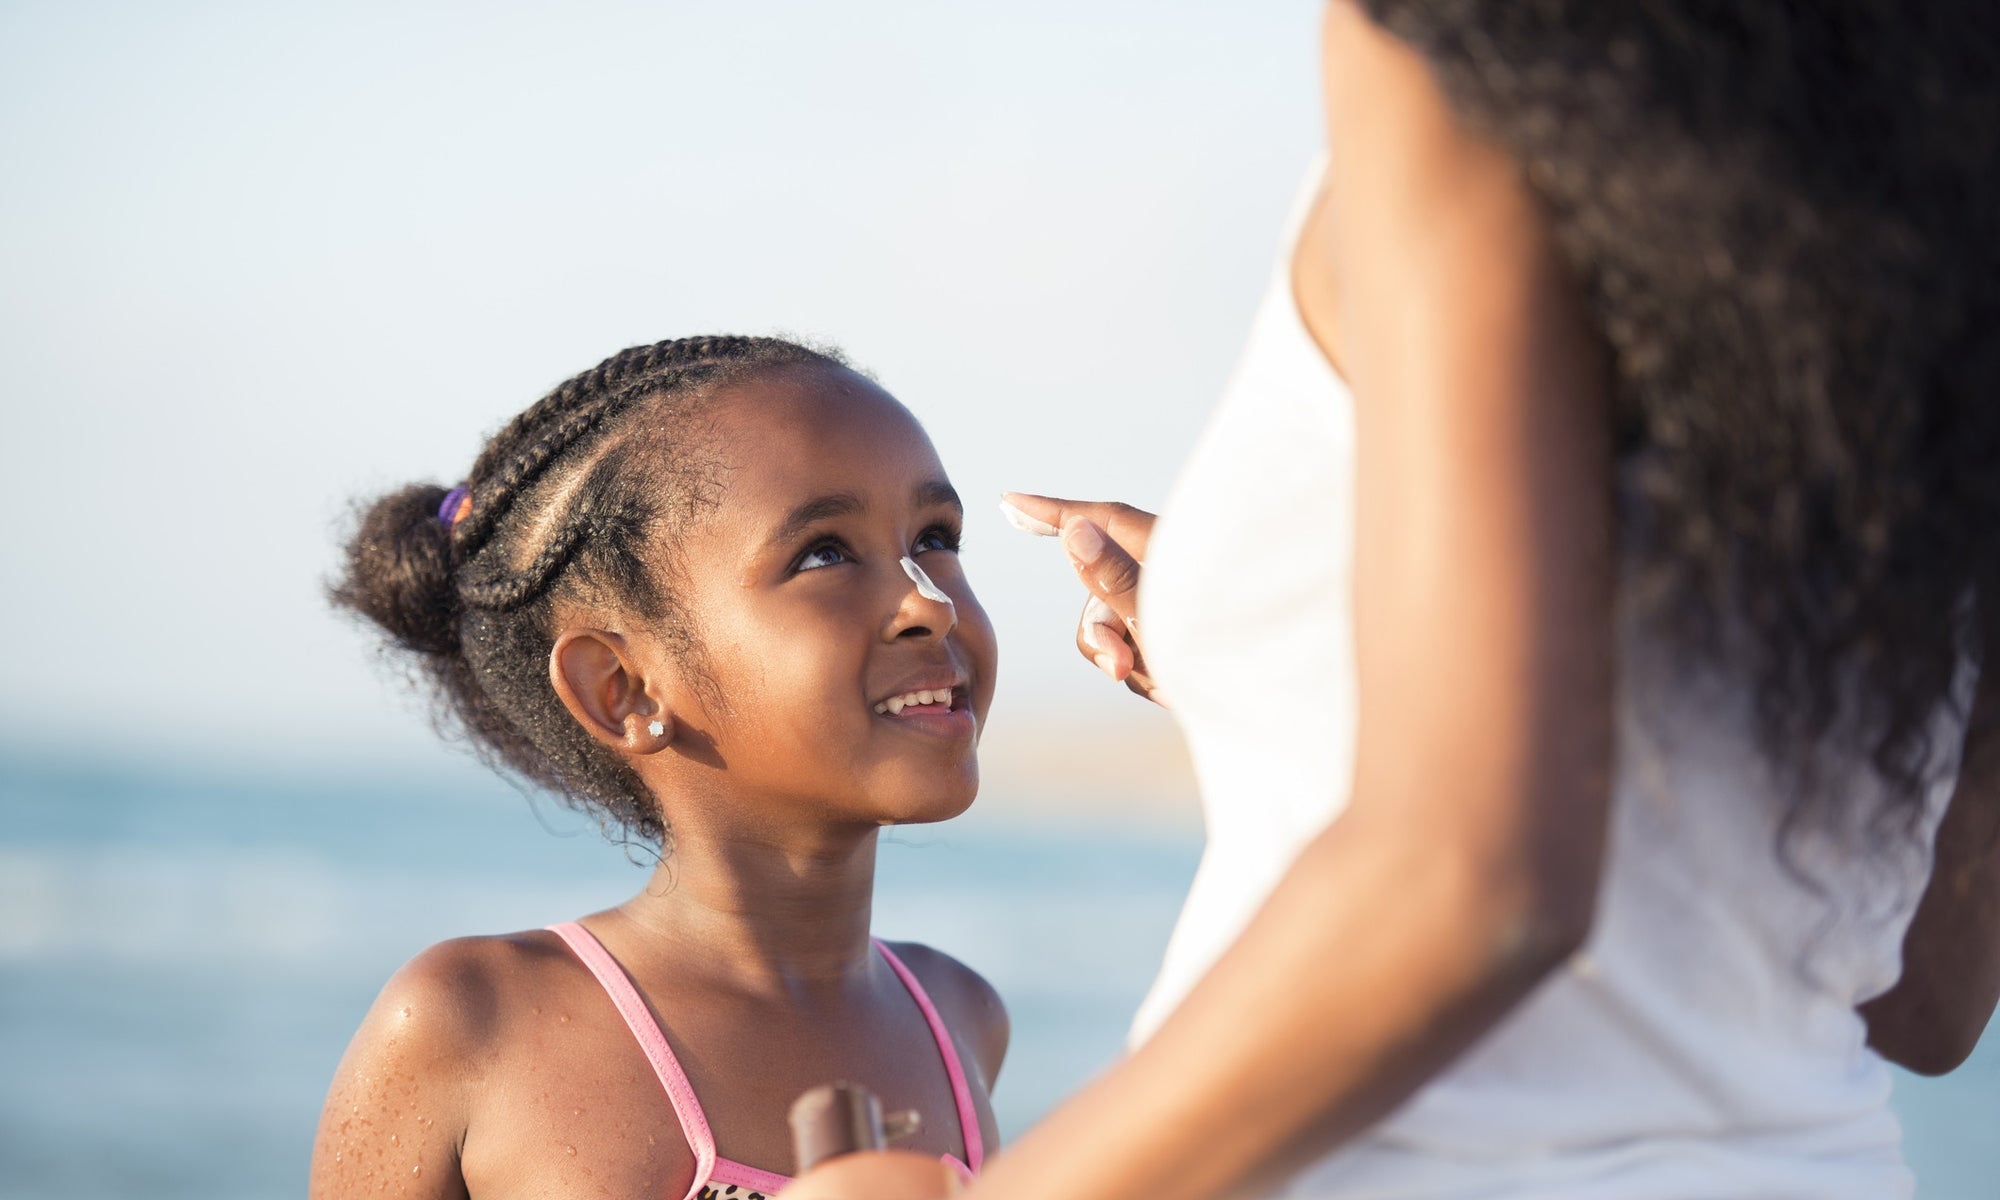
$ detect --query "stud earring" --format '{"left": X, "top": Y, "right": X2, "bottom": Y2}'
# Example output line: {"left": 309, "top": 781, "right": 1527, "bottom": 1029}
{"left": 647, "top": 720, "right": 666, "bottom": 738}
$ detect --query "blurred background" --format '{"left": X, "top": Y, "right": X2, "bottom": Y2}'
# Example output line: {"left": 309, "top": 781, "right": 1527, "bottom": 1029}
{"left": 0, "top": 3, "right": 1991, "bottom": 1197}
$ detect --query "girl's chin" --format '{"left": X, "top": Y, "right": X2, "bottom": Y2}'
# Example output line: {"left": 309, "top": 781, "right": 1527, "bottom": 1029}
{"left": 868, "top": 780, "right": 980, "bottom": 828}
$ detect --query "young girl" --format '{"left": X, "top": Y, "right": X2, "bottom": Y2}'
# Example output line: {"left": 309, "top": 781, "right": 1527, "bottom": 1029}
{"left": 310, "top": 336, "right": 1006, "bottom": 1200}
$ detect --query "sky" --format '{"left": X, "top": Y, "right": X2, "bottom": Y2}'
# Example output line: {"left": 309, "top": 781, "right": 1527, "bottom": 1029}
{"left": 0, "top": 1, "right": 1322, "bottom": 781}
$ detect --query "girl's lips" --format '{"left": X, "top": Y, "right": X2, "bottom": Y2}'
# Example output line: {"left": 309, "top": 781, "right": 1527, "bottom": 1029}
{"left": 875, "top": 702, "right": 976, "bottom": 737}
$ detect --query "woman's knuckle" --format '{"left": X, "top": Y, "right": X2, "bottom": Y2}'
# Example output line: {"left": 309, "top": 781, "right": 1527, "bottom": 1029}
{"left": 1101, "top": 558, "right": 1143, "bottom": 594}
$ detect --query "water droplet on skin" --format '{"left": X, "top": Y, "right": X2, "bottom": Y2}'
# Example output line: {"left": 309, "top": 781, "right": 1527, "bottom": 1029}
{"left": 559, "top": 1013, "right": 570, "bottom": 1024}
{"left": 573, "top": 1108, "right": 582, "bottom": 1116}
{"left": 390, "top": 1134, "right": 398, "bottom": 1146}
{"left": 412, "top": 1165, "right": 421, "bottom": 1176}
{"left": 565, "top": 1144, "right": 577, "bottom": 1157}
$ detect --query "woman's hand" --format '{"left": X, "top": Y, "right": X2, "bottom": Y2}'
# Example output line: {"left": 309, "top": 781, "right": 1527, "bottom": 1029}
{"left": 999, "top": 492, "right": 1162, "bottom": 702}
{"left": 774, "top": 1150, "right": 963, "bottom": 1200}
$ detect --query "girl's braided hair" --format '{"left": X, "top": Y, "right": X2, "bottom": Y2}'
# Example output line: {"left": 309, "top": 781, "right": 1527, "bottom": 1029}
{"left": 1359, "top": 1, "right": 2000, "bottom": 841}
{"left": 332, "top": 335, "right": 844, "bottom": 847}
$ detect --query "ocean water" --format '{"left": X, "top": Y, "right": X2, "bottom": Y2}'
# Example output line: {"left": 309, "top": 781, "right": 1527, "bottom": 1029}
{"left": 1, "top": 755, "right": 1994, "bottom": 1199}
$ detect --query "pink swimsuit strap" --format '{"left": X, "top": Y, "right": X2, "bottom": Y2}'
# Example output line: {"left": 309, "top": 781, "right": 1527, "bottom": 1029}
{"left": 546, "top": 922, "right": 983, "bottom": 1200}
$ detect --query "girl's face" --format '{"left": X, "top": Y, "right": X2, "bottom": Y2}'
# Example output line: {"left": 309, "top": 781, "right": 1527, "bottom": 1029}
{"left": 660, "top": 363, "right": 997, "bottom": 830}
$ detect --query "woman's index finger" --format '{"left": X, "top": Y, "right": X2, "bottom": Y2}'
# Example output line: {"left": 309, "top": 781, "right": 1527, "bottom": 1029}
{"left": 1001, "top": 492, "right": 1155, "bottom": 556}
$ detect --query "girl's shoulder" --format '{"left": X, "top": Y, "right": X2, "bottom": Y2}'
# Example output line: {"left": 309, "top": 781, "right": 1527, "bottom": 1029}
{"left": 312, "top": 930, "right": 639, "bottom": 1198}
{"left": 338, "top": 930, "right": 591, "bottom": 1083}
{"left": 877, "top": 940, "right": 1009, "bottom": 1084}
{"left": 378, "top": 929, "right": 579, "bottom": 1031}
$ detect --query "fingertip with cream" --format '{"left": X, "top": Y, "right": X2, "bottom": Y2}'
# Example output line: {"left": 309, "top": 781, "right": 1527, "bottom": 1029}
{"left": 998, "top": 498, "right": 1060, "bottom": 538}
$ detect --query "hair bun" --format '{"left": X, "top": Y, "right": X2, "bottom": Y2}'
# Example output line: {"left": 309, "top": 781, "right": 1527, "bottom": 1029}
{"left": 331, "top": 483, "right": 463, "bottom": 657}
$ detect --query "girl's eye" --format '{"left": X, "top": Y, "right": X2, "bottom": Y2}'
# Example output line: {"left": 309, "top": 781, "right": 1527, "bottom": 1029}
{"left": 914, "top": 525, "right": 962, "bottom": 555}
{"left": 793, "top": 539, "right": 852, "bottom": 572}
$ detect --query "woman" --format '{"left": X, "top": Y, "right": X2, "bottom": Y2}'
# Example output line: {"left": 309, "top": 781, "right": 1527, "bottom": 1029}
{"left": 790, "top": 3, "right": 2000, "bottom": 1196}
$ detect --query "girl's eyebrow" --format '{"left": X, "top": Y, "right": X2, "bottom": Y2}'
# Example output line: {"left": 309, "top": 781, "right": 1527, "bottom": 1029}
{"left": 768, "top": 493, "right": 864, "bottom": 549}
{"left": 762, "top": 481, "right": 963, "bottom": 557}
{"left": 914, "top": 479, "right": 963, "bottom": 514}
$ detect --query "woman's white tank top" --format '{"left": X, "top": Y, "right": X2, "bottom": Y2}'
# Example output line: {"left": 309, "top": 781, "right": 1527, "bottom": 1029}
{"left": 1130, "top": 161, "right": 1957, "bottom": 1199}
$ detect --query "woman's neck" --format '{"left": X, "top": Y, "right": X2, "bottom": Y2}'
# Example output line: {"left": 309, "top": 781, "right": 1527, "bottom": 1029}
{"left": 610, "top": 822, "right": 881, "bottom": 995}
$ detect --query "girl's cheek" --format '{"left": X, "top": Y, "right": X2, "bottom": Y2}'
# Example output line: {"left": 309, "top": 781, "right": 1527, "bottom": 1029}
{"left": 957, "top": 601, "right": 1000, "bottom": 691}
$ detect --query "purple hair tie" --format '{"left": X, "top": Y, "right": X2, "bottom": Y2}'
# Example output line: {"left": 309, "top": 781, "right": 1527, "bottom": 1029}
{"left": 438, "top": 486, "right": 471, "bottom": 529}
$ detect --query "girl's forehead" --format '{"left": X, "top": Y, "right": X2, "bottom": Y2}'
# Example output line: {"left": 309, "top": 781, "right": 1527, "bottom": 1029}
{"left": 704, "top": 366, "right": 948, "bottom": 505}
{"left": 710, "top": 365, "right": 937, "bottom": 460}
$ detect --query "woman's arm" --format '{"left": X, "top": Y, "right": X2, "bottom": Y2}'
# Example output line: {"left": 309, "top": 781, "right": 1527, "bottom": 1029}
{"left": 929, "top": 6, "right": 1619, "bottom": 1199}
{"left": 1860, "top": 624, "right": 2000, "bottom": 1074}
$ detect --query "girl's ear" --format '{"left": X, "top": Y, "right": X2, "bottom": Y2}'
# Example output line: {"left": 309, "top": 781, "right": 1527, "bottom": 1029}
{"left": 549, "top": 628, "right": 675, "bottom": 753}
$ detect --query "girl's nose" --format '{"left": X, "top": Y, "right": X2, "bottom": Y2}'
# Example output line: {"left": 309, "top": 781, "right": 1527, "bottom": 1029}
{"left": 888, "top": 556, "right": 956, "bottom": 640}
{"left": 901, "top": 557, "right": 954, "bottom": 606}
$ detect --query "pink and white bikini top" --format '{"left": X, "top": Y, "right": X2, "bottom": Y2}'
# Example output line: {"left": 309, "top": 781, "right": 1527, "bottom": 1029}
{"left": 547, "top": 922, "right": 983, "bottom": 1200}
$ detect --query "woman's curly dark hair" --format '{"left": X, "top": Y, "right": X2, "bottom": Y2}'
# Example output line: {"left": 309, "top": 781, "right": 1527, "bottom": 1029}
{"left": 1359, "top": 1, "right": 2000, "bottom": 834}
{"left": 331, "top": 335, "right": 844, "bottom": 849}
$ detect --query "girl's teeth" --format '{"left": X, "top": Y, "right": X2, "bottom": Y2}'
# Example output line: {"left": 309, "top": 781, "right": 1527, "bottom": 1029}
{"left": 873, "top": 687, "right": 957, "bottom": 716}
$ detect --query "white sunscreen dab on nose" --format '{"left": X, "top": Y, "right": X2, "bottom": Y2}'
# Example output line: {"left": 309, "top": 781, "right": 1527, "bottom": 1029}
{"left": 998, "top": 499, "right": 1060, "bottom": 537}
{"left": 901, "top": 556, "right": 954, "bottom": 606}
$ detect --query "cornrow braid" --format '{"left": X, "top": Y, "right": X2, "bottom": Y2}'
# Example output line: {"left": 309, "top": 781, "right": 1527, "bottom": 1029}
{"left": 332, "top": 334, "right": 846, "bottom": 849}
{"left": 448, "top": 393, "right": 625, "bottom": 557}
{"left": 453, "top": 338, "right": 758, "bottom": 556}
{"left": 465, "top": 335, "right": 765, "bottom": 489}
{"left": 455, "top": 504, "right": 623, "bottom": 613}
